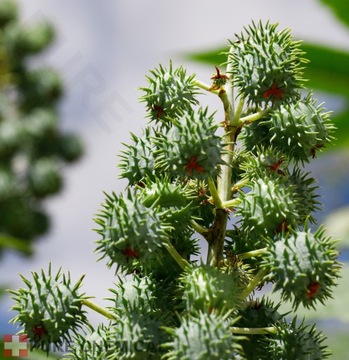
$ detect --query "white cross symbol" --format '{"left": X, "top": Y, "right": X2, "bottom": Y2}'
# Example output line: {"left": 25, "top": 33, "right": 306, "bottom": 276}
{"left": 4, "top": 335, "right": 28, "bottom": 357}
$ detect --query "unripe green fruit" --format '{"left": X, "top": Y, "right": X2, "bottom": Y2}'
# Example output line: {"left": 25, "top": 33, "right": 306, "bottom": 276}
{"left": 262, "top": 226, "right": 340, "bottom": 309}
{"left": 9, "top": 266, "right": 88, "bottom": 352}
{"left": 140, "top": 62, "right": 200, "bottom": 123}
{"left": 180, "top": 265, "right": 244, "bottom": 313}
{"left": 236, "top": 176, "right": 299, "bottom": 237}
{"left": 23, "top": 108, "right": 58, "bottom": 139}
{"left": 95, "top": 191, "right": 171, "bottom": 271}
{"left": 228, "top": 21, "right": 306, "bottom": 107}
{"left": 264, "top": 318, "right": 330, "bottom": 360}
{"left": 163, "top": 312, "right": 243, "bottom": 360}
{"left": 155, "top": 107, "right": 224, "bottom": 180}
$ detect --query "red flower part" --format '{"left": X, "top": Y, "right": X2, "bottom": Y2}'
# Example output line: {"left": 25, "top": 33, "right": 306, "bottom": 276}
{"left": 151, "top": 105, "right": 165, "bottom": 119}
{"left": 306, "top": 281, "right": 321, "bottom": 299}
{"left": 262, "top": 82, "right": 284, "bottom": 102}
{"left": 184, "top": 156, "right": 205, "bottom": 176}
{"left": 32, "top": 325, "right": 47, "bottom": 339}
{"left": 122, "top": 246, "right": 139, "bottom": 260}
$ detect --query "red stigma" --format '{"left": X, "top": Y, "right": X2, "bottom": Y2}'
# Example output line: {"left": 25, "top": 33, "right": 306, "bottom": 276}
{"left": 184, "top": 156, "right": 205, "bottom": 176}
{"left": 306, "top": 282, "right": 321, "bottom": 299}
{"left": 32, "top": 325, "right": 47, "bottom": 339}
{"left": 122, "top": 246, "right": 139, "bottom": 260}
{"left": 263, "top": 82, "right": 284, "bottom": 102}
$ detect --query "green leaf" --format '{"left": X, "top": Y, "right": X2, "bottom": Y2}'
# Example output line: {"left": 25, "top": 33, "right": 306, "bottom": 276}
{"left": 319, "top": 0, "right": 349, "bottom": 28}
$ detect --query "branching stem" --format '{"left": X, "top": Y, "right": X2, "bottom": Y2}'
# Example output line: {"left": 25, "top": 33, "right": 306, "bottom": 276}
{"left": 241, "top": 268, "right": 268, "bottom": 299}
{"left": 238, "top": 247, "right": 268, "bottom": 260}
{"left": 82, "top": 299, "right": 117, "bottom": 320}
{"left": 239, "top": 109, "right": 269, "bottom": 124}
{"left": 231, "top": 326, "right": 277, "bottom": 335}
{"left": 163, "top": 241, "right": 190, "bottom": 270}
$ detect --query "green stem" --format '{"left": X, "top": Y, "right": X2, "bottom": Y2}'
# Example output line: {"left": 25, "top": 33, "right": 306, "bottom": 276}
{"left": 208, "top": 177, "right": 224, "bottom": 209}
{"left": 190, "top": 219, "right": 209, "bottom": 236}
{"left": 163, "top": 241, "right": 190, "bottom": 270}
{"left": 193, "top": 79, "right": 220, "bottom": 95}
{"left": 239, "top": 109, "right": 268, "bottom": 124}
{"left": 232, "top": 178, "right": 250, "bottom": 193}
{"left": 238, "top": 247, "right": 268, "bottom": 260}
{"left": 241, "top": 268, "right": 268, "bottom": 299}
{"left": 82, "top": 299, "right": 117, "bottom": 320}
{"left": 222, "top": 198, "right": 241, "bottom": 209}
{"left": 232, "top": 97, "right": 245, "bottom": 124}
{"left": 231, "top": 326, "right": 277, "bottom": 335}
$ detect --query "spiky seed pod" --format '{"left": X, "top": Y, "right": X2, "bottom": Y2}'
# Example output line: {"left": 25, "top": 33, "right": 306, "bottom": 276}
{"left": 140, "top": 62, "right": 200, "bottom": 124}
{"left": 180, "top": 265, "right": 244, "bottom": 314}
{"left": 263, "top": 93, "right": 335, "bottom": 162}
{"left": 108, "top": 274, "right": 157, "bottom": 314}
{"left": 163, "top": 312, "right": 244, "bottom": 360}
{"left": 237, "top": 298, "right": 284, "bottom": 360}
{"left": 240, "top": 146, "right": 288, "bottom": 181}
{"left": 107, "top": 313, "right": 166, "bottom": 359}
{"left": 94, "top": 190, "right": 171, "bottom": 271}
{"left": 9, "top": 266, "right": 88, "bottom": 352}
{"left": 236, "top": 176, "right": 299, "bottom": 237}
{"left": 287, "top": 168, "right": 320, "bottom": 223}
{"left": 118, "top": 127, "right": 157, "bottom": 185}
{"left": 28, "top": 158, "right": 63, "bottom": 197}
{"left": 228, "top": 21, "right": 306, "bottom": 107}
{"left": 263, "top": 318, "right": 330, "bottom": 359}
{"left": 139, "top": 177, "right": 194, "bottom": 233}
{"left": 239, "top": 120, "right": 272, "bottom": 154}
{"left": 154, "top": 107, "right": 224, "bottom": 180}
{"left": 63, "top": 324, "right": 111, "bottom": 360}
{"left": 262, "top": 226, "right": 340, "bottom": 309}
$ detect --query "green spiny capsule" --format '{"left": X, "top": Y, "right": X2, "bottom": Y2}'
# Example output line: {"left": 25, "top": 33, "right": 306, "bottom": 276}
{"left": 180, "top": 265, "right": 244, "bottom": 314}
{"left": 154, "top": 107, "right": 224, "bottom": 180}
{"left": 118, "top": 127, "right": 157, "bottom": 185}
{"left": 162, "top": 312, "right": 243, "bottom": 360}
{"left": 63, "top": 324, "right": 111, "bottom": 360}
{"left": 228, "top": 21, "right": 307, "bottom": 107}
{"left": 140, "top": 62, "right": 200, "bottom": 124}
{"left": 9, "top": 266, "right": 88, "bottom": 353}
{"left": 0, "top": 0, "right": 18, "bottom": 27}
{"left": 108, "top": 274, "right": 156, "bottom": 314}
{"left": 262, "top": 226, "right": 340, "bottom": 309}
{"left": 263, "top": 93, "right": 335, "bottom": 163}
{"left": 236, "top": 176, "right": 299, "bottom": 238}
{"left": 263, "top": 318, "right": 330, "bottom": 359}
{"left": 107, "top": 313, "right": 165, "bottom": 359}
{"left": 94, "top": 190, "right": 171, "bottom": 271}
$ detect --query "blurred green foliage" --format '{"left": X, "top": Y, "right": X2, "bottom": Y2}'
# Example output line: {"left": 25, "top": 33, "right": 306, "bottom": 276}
{"left": 0, "top": 0, "right": 84, "bottom": 256}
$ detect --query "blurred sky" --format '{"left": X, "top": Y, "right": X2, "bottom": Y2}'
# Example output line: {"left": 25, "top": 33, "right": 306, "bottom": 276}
{"left": 1, "top": 0, "right": 349, "bottom": 331}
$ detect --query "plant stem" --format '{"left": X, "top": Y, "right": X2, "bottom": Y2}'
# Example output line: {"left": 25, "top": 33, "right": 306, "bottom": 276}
{"left": 193, "top": 79, "right": 220, "bottom": 95}
{"left": 190, "top": 219, "right": 209, "bottom": 236}
{"left": 241, "top": 268, "right": 268, "bottom": 299}
{"left": 208, "top": 177, "right": 223, "bottom": 209}
{"left": 231, "top": 326, "right": 277, "bottom": 335}
{"left": 239, "top": 109, "right": 268, "bottom": 124}
{"left": 222, "top": 198, "right": 241, "bottom": 209}
{"left": 82, "top": 299, "right": 117, "bottom": 320}
{"left": 238, "top": 247, "right": 268, "bottom": 260}
{"left": 163, "top": 241, "right": 190, "bottom": 270}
